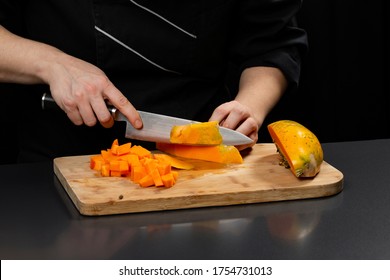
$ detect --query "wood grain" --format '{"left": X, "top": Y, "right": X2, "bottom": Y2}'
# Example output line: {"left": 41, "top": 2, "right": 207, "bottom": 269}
{"left": 53, "top": 144, "right": 343, "bottom": 216}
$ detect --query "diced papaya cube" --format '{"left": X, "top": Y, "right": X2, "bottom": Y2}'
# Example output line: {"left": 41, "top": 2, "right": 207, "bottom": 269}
{"left": 90, "top": 155, "right": 105, "bottom": 171}
{"left": 101, "top": 149, "right": 117, "bottom": 162}
{"left": 101, "top": 163, "right": 111, "bottom": 177}
{"left": 143, "top": 158, "right": 158, "bottom": 174}
{"left": 119, "top": 161, "right": 130, "bottom": 175}
{"left": 111, "top": 146, "right": 118, "bottom": 155}
{"left": 139, "top": 174, "right": 154, "bottom": 188}
{"left": 110, "top": 160, "right": 129, "bottom": 174}
{"left": 110, "top": 170, "right": 122, "bottom": 177}
{"left": 101, "top": 149, "right": 110, "bottom": 159}
{"left": 150, "top": 168, "right": 164, "bottom": 187}
{"left": 111, "top": 139, "right": 119, "bottom": 148}
{"left": 123, "top": 154, "right": 140, "bottom": 167}
{"left": 130, "top": 145, "right": 152, "bottom": 159}
{"left": 157, "top": 162, "right": 171, "bottom": 176}
{"left": 131, "top": 165, "right": 147, "bottom": 183}
{"left": 118, "top": 161, "right": 127, "bottom": 171}
{"left": 171, "top": 170, "right": 179, "bottom": 181}
{"left": 118, "top": 154, "right": 130, "bottom": 161}
{"left": 109, "top": 160, "right": 121, "bottom": 171}
{"left": 111, "top": 140, "right": 120, "bottom": 155}
{"left": 161, "top": 173, "right": 176, "bottom": 188}
{"left": 116, "top": 142, "right": 132, "bottom": 156}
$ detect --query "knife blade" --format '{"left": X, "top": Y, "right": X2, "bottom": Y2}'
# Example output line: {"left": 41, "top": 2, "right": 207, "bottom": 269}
{"left": 42, "top": 93, "right": 254, "bottom": 146}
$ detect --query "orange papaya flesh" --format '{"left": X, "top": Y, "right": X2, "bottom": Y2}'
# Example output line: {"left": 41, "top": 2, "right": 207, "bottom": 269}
{"left": 138, "top": 174, "right": 154, "bottom": 188}
{"left": 156, "top": 143, "right": 243, "bottom": 164}
{"left": 90, "top": 155, "right": 105, "bottom": 171}
{"left": 161, "top": 173, "right": 176, "bottom": 188}
{"left": 170, "top": 121, "right": 223, "bottom": 145}
{"left": 153, "top": 153, "right": 194, "bottom": 170}
{"left": 90, "top": 139, "right": 182, "bottom": 188}
{"left": 267, "top": 120, "right": 323, "bottom": 177}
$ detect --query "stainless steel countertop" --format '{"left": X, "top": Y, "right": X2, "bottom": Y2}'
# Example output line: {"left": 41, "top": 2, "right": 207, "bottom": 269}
{"left": 1, "top": 139, "right": 390, "bottom": 259}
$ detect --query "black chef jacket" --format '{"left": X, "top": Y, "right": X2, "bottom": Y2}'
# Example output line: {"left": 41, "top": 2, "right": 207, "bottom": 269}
{"left": 0, "top": 0, "right": 308, "bottom": 162}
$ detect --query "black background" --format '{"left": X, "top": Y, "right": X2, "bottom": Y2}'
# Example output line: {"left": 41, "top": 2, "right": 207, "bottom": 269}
{"left": 1, "top": 0, "right": 389, "bottom": 164}
{"left": 261, "top": 0, "right": 390, "bottom": 143}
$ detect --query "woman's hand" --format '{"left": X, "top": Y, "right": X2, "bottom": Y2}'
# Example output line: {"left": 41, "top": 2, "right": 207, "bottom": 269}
{"left": 46, "top": 53, "right": 142, "bottom": 129}
{"left": 209, "top": 100, "right": 259, "bottom": 150}
{"left": 210, "top": 66, "right": 288, "bottom": 151}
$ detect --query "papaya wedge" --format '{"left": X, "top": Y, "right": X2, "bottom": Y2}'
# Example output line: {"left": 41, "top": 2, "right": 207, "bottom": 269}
{"left": 268, "top": 120, "right": 323, "bottom": 177}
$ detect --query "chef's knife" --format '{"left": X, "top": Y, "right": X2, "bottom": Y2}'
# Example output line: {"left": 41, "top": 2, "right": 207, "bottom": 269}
{"left": 41, "top": 93, "right": 254, "bottom": 146}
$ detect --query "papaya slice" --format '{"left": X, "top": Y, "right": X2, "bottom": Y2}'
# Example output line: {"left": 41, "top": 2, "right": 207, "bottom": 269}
{"left": 170, "top": 121, "right": 223, "bottom": 145}
{"left": 268, "top": 120, "right": 323, "bottom": 177}
{"left": 153, "top": 153, "right": 194, "bottom": 170}
{"left": 156, "top": 143, "right": 243, "bottom": 164}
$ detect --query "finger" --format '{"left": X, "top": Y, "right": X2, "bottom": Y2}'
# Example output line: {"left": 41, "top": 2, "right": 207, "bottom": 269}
{"left": 233, "top": 118, "right": 258, "bottom": 151}
{"left": 56, "top": 87, "right": 96, "bottom": 126}
{"left": 209, "top": 101, "right": 236, "bottom": 124}
{"left": 235, "top": 117, "right": 258, "bottom": 136}
{"left": 89, "top": 95, "right": 114, "bottom": 128}
{"left": 65, "top": 109, "right": 84, "bottom": 126}
{"left": 78, "top": 102, "right": 97, "bottom": 127}
{"left": 221, "top": 107, "right": 250, "bottom": 130}
{"left": 104, "top": 84, "right": 143, "bottom": 129}
{"left": 59, "top": 94, "right": 84, "bottom": 126}
{"left": 210, "top": 101, "right": 251, "bottom": 130}
{"left": 100, "top": 117, "right": 115, "bottom": 128}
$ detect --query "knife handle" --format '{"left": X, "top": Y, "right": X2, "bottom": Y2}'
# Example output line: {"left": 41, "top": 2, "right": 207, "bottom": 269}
{"left": 41, "top": 92, "right": 57, "bottom": 111}
{"left": 41, "top": 92, "right": 118, "bottom": 118}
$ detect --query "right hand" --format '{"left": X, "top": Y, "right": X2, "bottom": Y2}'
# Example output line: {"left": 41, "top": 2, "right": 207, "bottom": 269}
{"left": 45, "top": 53, "right": 142, "bottom": 129}
{"left": 0, "top": 26, "right": 141, "bottom": 129}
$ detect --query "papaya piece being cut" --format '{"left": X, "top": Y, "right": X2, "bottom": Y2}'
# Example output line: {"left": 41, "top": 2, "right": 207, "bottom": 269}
{"left": 153, "top": 153, "right": 194, "bottom": 170}
{"left": 267, "top": 120, "right": 323, "bottom": 178}
{"left": 156, "top": 143, "right": 243, "bottom": 164}
{"left": 170, "top": 121, "right": 222, "bottom": 145}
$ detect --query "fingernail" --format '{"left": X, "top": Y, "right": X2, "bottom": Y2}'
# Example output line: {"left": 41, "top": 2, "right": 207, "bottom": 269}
{"left": 135, "top": 119, "right": 142, "bottom": 129}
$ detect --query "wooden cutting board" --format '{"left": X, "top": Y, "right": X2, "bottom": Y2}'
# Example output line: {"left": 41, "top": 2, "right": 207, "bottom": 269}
{"left": 53, "top": 144, "right": 343, "bottom": 216}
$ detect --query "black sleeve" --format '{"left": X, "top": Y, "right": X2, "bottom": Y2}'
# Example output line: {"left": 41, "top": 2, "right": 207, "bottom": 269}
{"left": 229, "top": 0, "right": 308, "bottom": 87}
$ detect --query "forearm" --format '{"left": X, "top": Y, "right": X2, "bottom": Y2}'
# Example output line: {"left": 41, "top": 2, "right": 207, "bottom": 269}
{"left": 0, "top": 25, "right": 142, "bottom": 129}
{"left": 0, "top": 25, "right": 63, "bottom": 85}
{"left": 235, "top": 66, "right": 288, "bottom": 126}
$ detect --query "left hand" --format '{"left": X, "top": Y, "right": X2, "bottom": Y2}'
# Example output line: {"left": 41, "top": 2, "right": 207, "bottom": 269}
{"left": 210, "top": 66, "right": 288, "bottom": 151}
{"left": 209, "top": 100, "right": 259, "bottom": 151}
